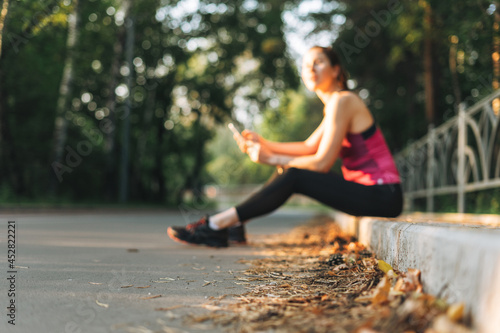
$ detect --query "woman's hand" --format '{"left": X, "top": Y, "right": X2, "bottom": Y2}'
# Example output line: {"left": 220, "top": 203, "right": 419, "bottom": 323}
{"left": 246, "top": 142, "right": 273, "bottom": 164}
{"left": 233, "top": 129, "right": 261, "bottom": 153}
{"left": 231, "top": 128, "right": 285, "bottom": 166}
{"left": 241, "top": 130, "right": 260, "bottom": 143}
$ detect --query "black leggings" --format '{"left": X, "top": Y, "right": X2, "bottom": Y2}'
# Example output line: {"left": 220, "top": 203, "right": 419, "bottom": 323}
{"left": 235, "top": 167, "right": 403, "bottom": 222}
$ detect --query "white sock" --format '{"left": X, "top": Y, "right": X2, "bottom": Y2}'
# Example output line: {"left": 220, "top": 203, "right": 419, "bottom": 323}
{"left": 208, "top": 218, "right": 222, "bottom": 230}
{"left": 207, "top": 207, "right": 240, "bottom": 230}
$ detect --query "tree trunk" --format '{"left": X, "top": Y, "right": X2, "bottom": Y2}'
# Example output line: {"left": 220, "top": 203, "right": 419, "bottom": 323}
{"left": 119, "top": 0, "right": 133, "bottom": 203}
{"left": 135, "top": 79, "right": 159, "bottom": 200}
{"left": 0, "top": 0, "right": 24, "bottom": 195}
{"left": 0, "top": 0, "right": 10, "bottom": 142}
{"left": 493, "top": 3, "right": 500, "bottom": 115}
{"left": 103, "top": 17, "right": 126, "bottom": 200}
{"left": 449, "top": 36, "right": 462, "bottom": 111}
{"left": 50, "top": 0, "right": 81, "bottom": 190}
{"left": 0, "top": 0, "right": 10, "bottom": 60}
{"left": 191, "top": 109, "right": 205, "bottom": 203}
{"left": 136, "top": 81, "right": 156, "bottom": 166}
{"left": 0, "top": 0, "right": 10, "bottom": 143}
{"left": 154, "top": 118, "right": 166, "bottom": 202}
{"left": 423, "top": 1, "right": 435, "bottom": 125}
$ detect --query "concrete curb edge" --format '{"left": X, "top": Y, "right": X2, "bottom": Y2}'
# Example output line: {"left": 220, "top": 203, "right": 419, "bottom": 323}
{"left": 331, "top": 211, "right": 500, "bottom": 333}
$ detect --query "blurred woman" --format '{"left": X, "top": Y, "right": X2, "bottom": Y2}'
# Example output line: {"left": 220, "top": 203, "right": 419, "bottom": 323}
{"left": 168, "top": 46, "right": 403, "bottom": 247}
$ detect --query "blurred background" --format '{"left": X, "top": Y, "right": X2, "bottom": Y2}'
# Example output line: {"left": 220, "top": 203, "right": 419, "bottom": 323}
{"left": 0, "top": 0, "right": 498, "bottom": 212}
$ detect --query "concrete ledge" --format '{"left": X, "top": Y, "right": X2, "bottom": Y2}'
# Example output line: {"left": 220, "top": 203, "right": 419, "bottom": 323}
{"left": 332, "top": 212, "right": 500, "bottom": 333}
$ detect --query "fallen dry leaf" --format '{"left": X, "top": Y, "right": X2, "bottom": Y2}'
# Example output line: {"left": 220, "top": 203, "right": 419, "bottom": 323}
{"left": 140, "top": 294, "right": 162, "bottom": 300}
{"left": 394, "top": 268, "right": 422, "bottom": 293}
{"left": 154, "top": 305, "right": 186, "bottom": 311}
{"left": 447, "top": 303, "right": 465, "bottom": 322}
{"left": 95, "top": 300, "right": 109, "bottom": 308}
{"left": 203, "top": 280, "right": 216, "bottom": 287}
{"left": 377, "top": 260, "right": 396, "bottom": 275}
{"left": 333, "top": 263, "right": 349, "bottom": 272}
{"left": 371, "top": 275, "right": 391, "bottom": 306}
{"left": 356, "top": 328, "right": 380, "bottom": 333}
{"left": 355, "top": 294, "right": 374, "bottom": 303}
{"left": 407, "top": 268, "right": 422, "bottom": 292}
{"left": 431, "top": 314, "right": 473, "bottom": 333}
{"left": 198, "top": 304, "right": 223, "bottom": 311}
{"left": 192, "top": 266, "right": 205, "bottom": 270}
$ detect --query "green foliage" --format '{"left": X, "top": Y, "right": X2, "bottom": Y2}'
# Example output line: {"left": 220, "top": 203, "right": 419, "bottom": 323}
{"left": 206, "top": 124, "right": 274, "bottom": 186}
{"left": 0, "top": 0, "right": 498, "bottom": 213}
{"left": 468, "top": 188, "right": 500, "bottom": 214}
{"left": 206, "top": 89, "right": 325, "bottom": 186}
{"left": 0, "top": 0, "right": 298, "bottom": 205}
{"left": 260, "top": 89, "right": 323, "bottom": 142}
{"left": 413, "top": 189, "right": 500, "bottom": 214}
{"left": 298, "top": 0, "right": 497, "bottom": 150}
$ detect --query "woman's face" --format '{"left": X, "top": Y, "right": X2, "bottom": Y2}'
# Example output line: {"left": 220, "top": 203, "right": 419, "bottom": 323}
{"left": 301, "top": 48, "right": 339, "bottom": 92}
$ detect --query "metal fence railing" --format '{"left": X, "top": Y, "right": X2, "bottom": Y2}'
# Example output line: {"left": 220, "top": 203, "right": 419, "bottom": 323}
{"left": 395, "top": 89, "right": 500, "bottom": 213}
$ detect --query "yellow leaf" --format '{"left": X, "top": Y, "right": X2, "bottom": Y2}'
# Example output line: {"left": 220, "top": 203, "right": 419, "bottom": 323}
{"left": 447, "top": 303, "right": 465, "bottom": 322}
{"left": 377, "top": 260, "right": 397, "bottom": 275}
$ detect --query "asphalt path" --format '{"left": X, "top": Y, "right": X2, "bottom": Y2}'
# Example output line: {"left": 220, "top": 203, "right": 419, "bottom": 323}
{"left": 0, "top": 208, "right": 317, "bottom": 333}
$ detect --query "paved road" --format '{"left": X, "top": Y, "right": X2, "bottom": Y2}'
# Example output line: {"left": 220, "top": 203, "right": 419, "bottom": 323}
{"left": 0, "top": 209, "right": 317, "bottom": 333}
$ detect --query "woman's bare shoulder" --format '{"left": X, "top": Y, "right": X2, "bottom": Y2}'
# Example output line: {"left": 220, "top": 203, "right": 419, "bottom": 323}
{"left": 325, "top": 90, "right": 363, "bottom": 114}
{"left": 339, "top": 90, "right": 365, "bottom": 105}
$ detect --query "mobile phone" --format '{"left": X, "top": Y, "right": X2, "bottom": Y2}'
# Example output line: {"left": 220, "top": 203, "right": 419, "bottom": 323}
{"left": 228, "top": 123, "right": 244, "bottom": 141}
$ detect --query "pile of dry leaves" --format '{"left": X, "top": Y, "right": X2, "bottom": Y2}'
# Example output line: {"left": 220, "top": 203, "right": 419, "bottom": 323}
{"left": 188, "top": 215, "right": 474, "bottom": 333}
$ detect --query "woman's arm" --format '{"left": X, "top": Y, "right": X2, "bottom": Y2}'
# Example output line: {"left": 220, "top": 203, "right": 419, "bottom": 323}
{"left": 258, "top": 121, "right": 324, "bottom": 156}
{"left": 240, "top": 121, "right": 324, "bottom": 157}
{"left": 249, "top": 94, "right": 354, "bottom": 172}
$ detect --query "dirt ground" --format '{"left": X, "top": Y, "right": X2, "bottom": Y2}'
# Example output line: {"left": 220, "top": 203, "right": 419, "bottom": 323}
{"left": 174, "top": 215, "right": 475, "bottom": 333}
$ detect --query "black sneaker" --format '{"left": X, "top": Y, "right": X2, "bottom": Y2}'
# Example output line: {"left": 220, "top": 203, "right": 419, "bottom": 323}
{"left": 228, "top": 224, "right": 247, "bottom": 245}
{"left": 167, "top": 216, "right": 229, "bottom": 248}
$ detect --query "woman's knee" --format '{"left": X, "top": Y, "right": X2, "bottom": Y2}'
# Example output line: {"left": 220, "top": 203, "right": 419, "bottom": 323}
{"left": 277, "top": 167, "right": 301, "bottom": 180}
{"left": 283, "top": 167, "right": 300, "bottom": 174}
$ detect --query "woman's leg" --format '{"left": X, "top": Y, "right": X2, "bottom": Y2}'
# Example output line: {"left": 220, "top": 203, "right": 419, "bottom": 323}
{"left": 168, "top": 167, "right": 402, "bottom": 247}
{"left": 234, "top": 167, "right": 403, "bottom": 222}
{"left": 209, "top": 170, "right": 283, "bottom": 229}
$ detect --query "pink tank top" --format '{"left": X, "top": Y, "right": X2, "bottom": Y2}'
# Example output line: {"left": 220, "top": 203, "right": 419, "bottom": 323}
{"left": 339, "top": 123, "right": 401, "bottom": 186}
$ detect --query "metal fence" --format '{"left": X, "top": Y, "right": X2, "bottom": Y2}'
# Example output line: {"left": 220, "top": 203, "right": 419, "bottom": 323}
{"left": 395, "top": 89, "right": 500, "bottom": 213}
